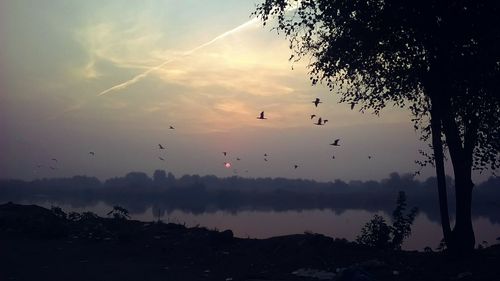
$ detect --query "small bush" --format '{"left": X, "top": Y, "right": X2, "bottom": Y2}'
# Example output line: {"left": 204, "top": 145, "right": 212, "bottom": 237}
{"left": 356, "top": 214, "right": 392, "bottom": 249}
{"left": 107, "top": 206, "right": 130, "bottom": 220}
{"left": 356, "top": 191, "right": 418, "bottom": 250}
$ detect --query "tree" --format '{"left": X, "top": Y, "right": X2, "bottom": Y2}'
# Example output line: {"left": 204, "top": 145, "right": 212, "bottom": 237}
{"left": 254, "top": 0, "right": 500, "bottom": 254}
{"left": 153, "top": 169, "right": 168, "bottom": 186}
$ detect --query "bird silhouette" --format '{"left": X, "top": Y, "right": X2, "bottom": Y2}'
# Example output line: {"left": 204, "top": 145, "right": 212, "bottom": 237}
{"left": 323, "top": 119, "right": 329, "bottom": 124}
{"left": 51, "top": 158, "right": 58, "bottom": 163}
{"left": 310, "top": 114, "right": 316, "bottom": 119}
{"left": 264, "top": 158, "right": 268, "bottom": 162}
{"left": 332, "top": 155, "right": 336, "bottom": 159}
{"left": 159, "top": 157, "right": 165, "bottom": 161}
{"left": 368, "top": 155, "right": 373, "bottom": 159}
{"left": 223, "top": 152, "right": 227, "bottom": 156}
{"left": 236, "top": 157, "right": 241, "bottom": 161}
{"left": 169, "top": 126, "right": 175, "bottom": 130}
{"left": 294, "top": 164, "right": 299, "bottom": 169}
{"left": 312, "top": 98, "right": 322, "bottom": 107}
{"left": 257, "top": 111, "right": 267, "bottom": 119}
{"left": 264, "top": 153, "right": 268, "bottom": 157}
{"left": 350, "top": 102, "right": 356, "bottom": 110}
{"left": 314, "top": 117, "right": 324, "bottom": 125}
{"left": 89, "top": 151, "right": 95, "bottom": 156}
{"left": 330, "top": 139, "right": 340, "bottom": 146}
{"left": 158, "top": 144, "right": 165, "bottom": 149}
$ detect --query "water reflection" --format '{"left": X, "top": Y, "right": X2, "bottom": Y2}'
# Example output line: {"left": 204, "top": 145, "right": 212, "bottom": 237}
{"left": 21, "top": 200, "right": 500, "bottom": 251}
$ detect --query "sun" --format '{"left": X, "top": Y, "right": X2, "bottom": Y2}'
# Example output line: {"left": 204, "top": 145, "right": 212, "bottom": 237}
{"left": 224, "top": 162, "right": 231, "bottom": 168}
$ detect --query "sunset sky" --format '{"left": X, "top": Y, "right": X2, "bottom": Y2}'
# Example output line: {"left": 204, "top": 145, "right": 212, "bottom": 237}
{"left": 0, "top": 0, "right": 486, "bottom": 182}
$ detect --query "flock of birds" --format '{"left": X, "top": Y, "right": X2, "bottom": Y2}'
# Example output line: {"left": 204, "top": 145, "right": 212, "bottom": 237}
{"left": 34, "top": 97, "right": 374, "bottom": 176}
{"left": 254, "top": 98, "right": 374, "bottom": 167}
{"left": 240, "top": 97, "right": 371, "bottom": 172}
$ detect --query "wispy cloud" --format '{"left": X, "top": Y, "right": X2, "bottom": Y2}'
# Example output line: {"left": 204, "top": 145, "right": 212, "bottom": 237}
{"left": 97, "top": 18, "right": 260, "bottom": 96}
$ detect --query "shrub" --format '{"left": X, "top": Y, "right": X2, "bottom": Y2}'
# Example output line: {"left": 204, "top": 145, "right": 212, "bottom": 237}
{"left": 357, "top": 191, "right": 418, "bottom": 250}
{"left": 107, "top": 206, "right": 130, "bottom": 220}
{"left": 356, "top": 214, "right": 392, "bottom": 249}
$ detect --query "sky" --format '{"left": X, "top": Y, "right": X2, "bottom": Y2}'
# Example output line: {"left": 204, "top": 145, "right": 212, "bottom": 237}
{"left": 0, "top": 0, "right": 491, "bottom": 183}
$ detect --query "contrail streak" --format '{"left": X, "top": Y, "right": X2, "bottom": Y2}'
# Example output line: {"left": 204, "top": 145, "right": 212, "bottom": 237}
{"left": 98, "top": 18, "right": 259, "bottom": 96}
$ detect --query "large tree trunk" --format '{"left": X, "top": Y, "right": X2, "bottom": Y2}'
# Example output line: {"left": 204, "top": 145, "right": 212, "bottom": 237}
{"left": 430, "top": 104, "right": 453, "bottom": 248}
{"left": 452, "top": 173, "right": 475, "bottom": 254}
{"left": 442, "top": 110, "right": 476, "bottom": 255}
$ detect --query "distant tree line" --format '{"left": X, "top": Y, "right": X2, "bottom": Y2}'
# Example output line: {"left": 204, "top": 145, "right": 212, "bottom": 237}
{"left": 0, "top": 171, "right": 498, "bottom": 224}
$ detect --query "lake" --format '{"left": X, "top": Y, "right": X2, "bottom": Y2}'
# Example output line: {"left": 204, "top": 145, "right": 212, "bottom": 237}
{"left": 14, "top": 199, "right": 500, "bottom": 251}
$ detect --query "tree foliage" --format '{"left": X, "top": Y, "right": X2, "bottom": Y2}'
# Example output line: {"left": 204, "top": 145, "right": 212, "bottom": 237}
{"left": 254, "top": 0, "right": 499, "bottom": 173}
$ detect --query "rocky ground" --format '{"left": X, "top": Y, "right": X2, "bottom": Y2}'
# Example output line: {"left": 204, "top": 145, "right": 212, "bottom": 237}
{"left": 1, "top": 202, "right": 499, "bottom": 281}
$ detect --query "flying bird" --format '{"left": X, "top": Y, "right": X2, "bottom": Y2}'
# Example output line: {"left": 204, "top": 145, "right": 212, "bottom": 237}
{"left": 51, "top": 158, "right": 58, "bottom": 163}
{"left": 159, "top": 157, "right": 165, "bottom": 161}
{"left": 257, "top": 111, "right": 267, "bottom": 120}
{"left": 169, "top": 126, "right": 175, "bottom": 130}
{"left": 158, "top": 144, "right": 165, "bottom": 150}
{"left": 368, "top": 155, "right": 373, "bottom": 159}
{"left": 330, "top": 139, "right": 340, "bottom": 146}
{"left": 294, "top": 165, "right": 299, "bottom": 169}
{"left": 89, "top": 151, "right": 95, "bottom": 156}
{"left": 264, "top": 158, "right": 268, "bottom": 162}
{"left": 323, "top": 119, "right": 329, "bottom": 124}
{"left": 314, "top": 117, "right": 323, "bottom": 125}
{"left": 312, "top": 98, "right": 322, "bottom": 107}
{"left": 310, "top": 114, "right": 316, "bottom": 119}
{"left": 236, "top": 157, "right": 241, "bottom": 161}
{"left": 223, "top": 152, "right": 227, "bottom": 156}
{"left": 350, "top": 102, "right": 356, "bottom": 110}
{"left": 264, "top": 153, "right": 268, "bottom": 157}
{"left": 332, "top": 155, "right": 336, "bottom": 159}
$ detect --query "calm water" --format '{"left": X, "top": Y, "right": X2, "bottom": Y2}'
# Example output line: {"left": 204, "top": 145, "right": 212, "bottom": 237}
{"left": 19, "top": 200, "right": 500, "bottom": 251}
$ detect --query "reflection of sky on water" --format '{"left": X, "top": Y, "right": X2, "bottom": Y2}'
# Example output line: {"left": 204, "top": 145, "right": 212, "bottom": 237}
{"left": 23, "top": 200, "right": 500, "bottom": 251}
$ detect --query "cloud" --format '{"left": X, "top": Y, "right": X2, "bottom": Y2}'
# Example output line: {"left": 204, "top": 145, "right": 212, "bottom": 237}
{"left": 95, "top": 18, "right": 261, "bottom": 96}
